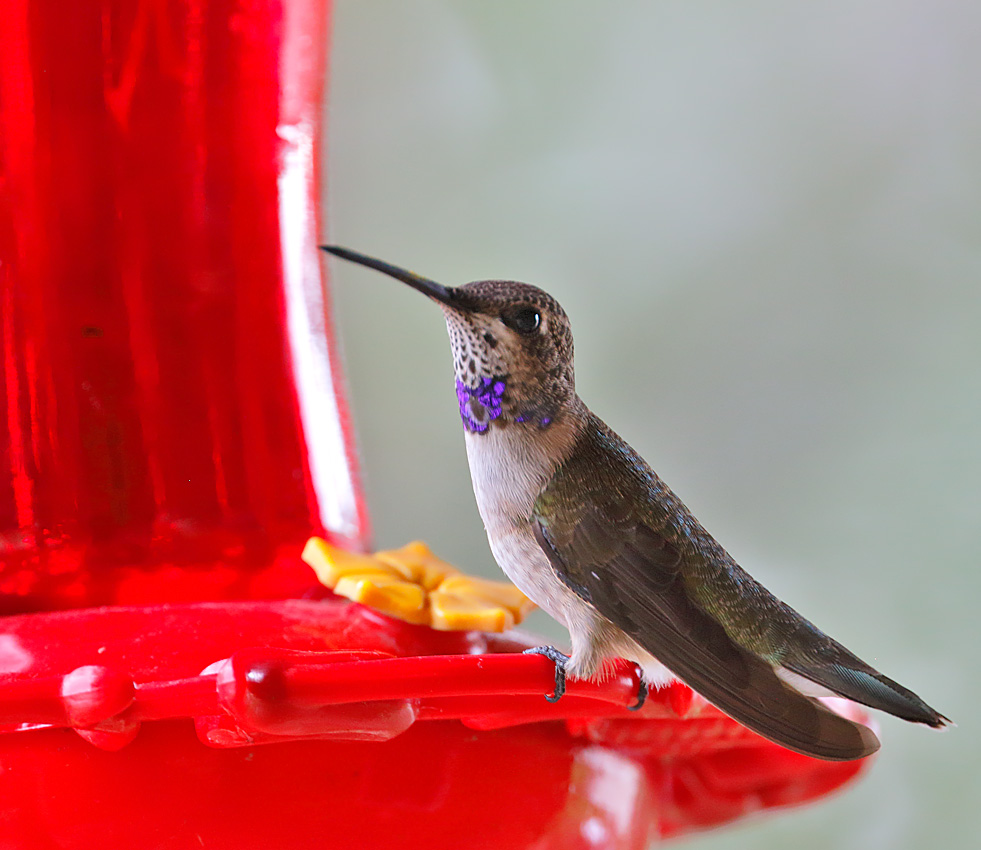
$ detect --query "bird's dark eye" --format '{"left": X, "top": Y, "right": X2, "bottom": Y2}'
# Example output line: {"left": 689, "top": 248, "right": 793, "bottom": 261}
{"left": 502, "top": 305, "right": 541, "bottom": 335}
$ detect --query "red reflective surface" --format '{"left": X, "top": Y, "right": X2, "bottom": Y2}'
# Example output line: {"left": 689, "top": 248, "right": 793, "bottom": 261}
{"left": 0, "top": 598, "right": 869, "bottom": 846}
{"left": 0, "top": 0, "right": 368, "bottom": 615}
{"left": 0, "top": 1, "right": 872, "bottom": 846}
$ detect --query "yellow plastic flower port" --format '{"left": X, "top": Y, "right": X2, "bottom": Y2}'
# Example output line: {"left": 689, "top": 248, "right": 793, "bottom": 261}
{"left": 301, "top": 538, "right": 536, "bottom": 632}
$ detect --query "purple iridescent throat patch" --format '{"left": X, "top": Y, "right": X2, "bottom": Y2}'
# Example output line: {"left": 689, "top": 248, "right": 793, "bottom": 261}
{"left": 456, "top": 376, "right": 505, "bottom": 433}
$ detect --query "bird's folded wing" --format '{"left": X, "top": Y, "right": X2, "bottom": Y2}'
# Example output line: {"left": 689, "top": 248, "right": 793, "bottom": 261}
{"left": 532, "top": 420, "right": 879, "bottom": 761}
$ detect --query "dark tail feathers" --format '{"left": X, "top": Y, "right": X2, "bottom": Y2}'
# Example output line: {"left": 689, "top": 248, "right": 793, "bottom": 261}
{"left": 784, "top": 658, "right": 950, "bottom": 728}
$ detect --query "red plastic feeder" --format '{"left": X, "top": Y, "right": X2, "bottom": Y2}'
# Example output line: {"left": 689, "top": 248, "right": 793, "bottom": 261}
{"left": 0, "top": 2, "right": 869, "bottom": 847}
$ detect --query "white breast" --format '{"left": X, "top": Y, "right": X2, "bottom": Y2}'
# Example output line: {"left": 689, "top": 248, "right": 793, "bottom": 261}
{"left": 463, "top": 422, "right": 585, "bottom": 624}
{"left": 465, "top": 426, "right": 547, "bottom": 525}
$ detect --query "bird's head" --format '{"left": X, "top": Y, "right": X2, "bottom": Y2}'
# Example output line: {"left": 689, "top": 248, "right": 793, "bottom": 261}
{"left": 322, "top": 246, "right": 576, "bottom": 434}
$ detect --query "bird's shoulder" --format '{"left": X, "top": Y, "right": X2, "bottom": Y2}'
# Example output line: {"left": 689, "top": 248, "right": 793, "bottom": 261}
{"left": 536, "top": 408, "right": 715, "bottom": 560}
{"left": 534, "top": 407, "right": 790, "bottom": 642}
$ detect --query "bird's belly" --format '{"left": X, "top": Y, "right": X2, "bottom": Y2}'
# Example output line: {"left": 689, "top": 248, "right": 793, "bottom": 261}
{"left": 485, "top": 523, "right": 677, "bottom": 688}
{"left": 485, "top": 523, "right": 586, "bottom": 629}
{"left": 464, "top": 429, "right": 589, "bottom": 625}
{"left": 464, "top": 429, "right": 675, "bottom": 686}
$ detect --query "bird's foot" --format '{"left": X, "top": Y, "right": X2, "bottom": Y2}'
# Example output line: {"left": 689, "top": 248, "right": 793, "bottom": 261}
{"left": 627, "top": 675, "right": 648, "bottom": 712}
{"left": 523, "top": 646, "right": 570, "bottom": 702}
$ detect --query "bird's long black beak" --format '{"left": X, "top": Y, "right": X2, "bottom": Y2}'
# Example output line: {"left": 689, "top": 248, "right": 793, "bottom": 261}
{"left": 320, "top": 245, "right": 473, "bottom": 311}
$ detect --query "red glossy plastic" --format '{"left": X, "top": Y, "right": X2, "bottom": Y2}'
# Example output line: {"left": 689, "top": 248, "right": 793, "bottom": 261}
{"left": 0, "top": 1, "right": 871, "bottom": 847}
{"left": 0, "top": 0, "right": 369, "bottom": 615}
{"left": 0, "top": 598, "right": 869, "bottom": 846}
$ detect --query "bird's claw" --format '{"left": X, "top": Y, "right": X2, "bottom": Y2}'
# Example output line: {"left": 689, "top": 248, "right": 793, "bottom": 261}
{"left": 523, "top": 645, "right": 570, "bottom": 702}
{"left": 627, "top": 675, "right": 648, "bottom": 711}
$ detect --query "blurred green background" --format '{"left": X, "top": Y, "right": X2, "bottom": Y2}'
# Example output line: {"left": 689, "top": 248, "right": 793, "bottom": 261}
{"left": 322, "top": 2, "right": 977, "bottom": 847}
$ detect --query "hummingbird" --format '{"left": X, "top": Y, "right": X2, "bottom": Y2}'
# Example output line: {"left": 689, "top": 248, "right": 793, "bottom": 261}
{"left": 321, "top": 245, "right": 949, "bottom": 761}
